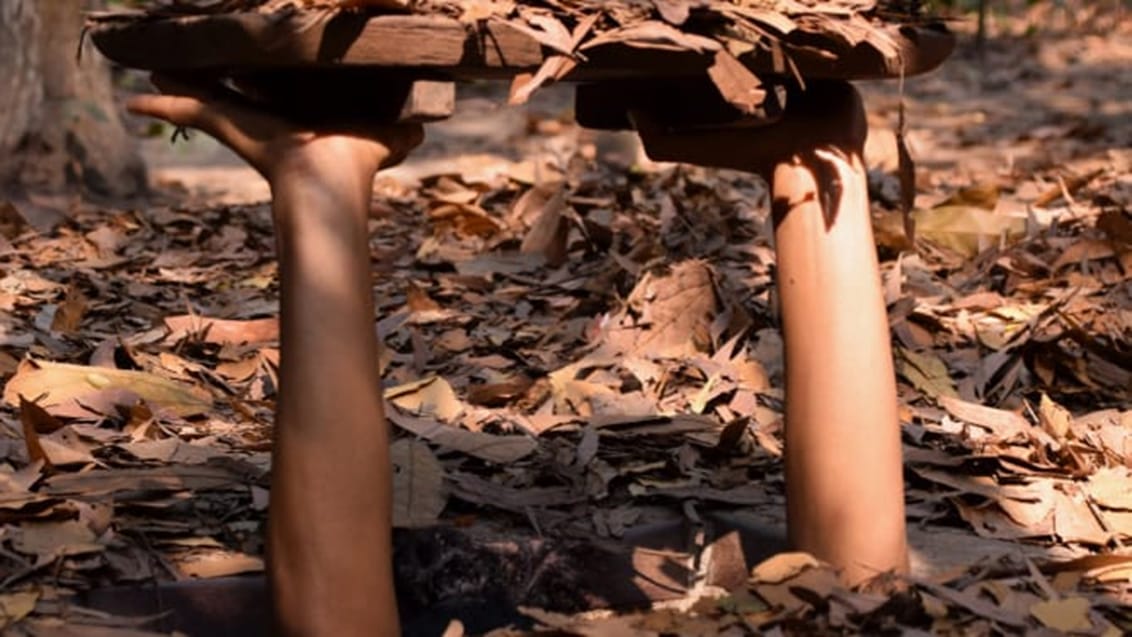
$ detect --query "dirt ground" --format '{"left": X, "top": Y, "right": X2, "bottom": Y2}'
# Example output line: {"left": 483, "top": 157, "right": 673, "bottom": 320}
{"left": 1, "top": 2, "right": 1130, "bottom": 635}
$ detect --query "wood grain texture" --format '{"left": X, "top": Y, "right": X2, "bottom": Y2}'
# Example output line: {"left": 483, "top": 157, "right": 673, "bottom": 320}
{"left": 90, "top": 13, "right": 954, "bottom": 81}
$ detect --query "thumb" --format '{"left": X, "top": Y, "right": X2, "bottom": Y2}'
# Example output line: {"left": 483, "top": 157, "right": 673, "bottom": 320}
{"left": 127, "top": 93, "right": 210, "bottom": 130}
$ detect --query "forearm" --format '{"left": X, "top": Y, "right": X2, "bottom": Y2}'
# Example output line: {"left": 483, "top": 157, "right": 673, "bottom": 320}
{"left": 772, "top": 151, "right": 907, "bottom": 582}
{"left": 635, "top": 80, "right": 906, "bottom": 583}
{"left": 267, "top": 170, "right": 399, "bottom": 636}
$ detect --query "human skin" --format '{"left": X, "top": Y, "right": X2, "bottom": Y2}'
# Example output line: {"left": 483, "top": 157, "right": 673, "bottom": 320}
{"left": 636, "top": 80, "right": 909, "bottom": 584}
{"left": 128, "top": 77, "right": 421, "bottom": 636}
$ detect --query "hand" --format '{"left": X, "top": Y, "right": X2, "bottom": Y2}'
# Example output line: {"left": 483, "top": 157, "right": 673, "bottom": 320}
{"left": 633, "top": 80, "right": 867, "bottom": 177}
{"left": 127, "top": 74, "right": 424, "bottom": 186}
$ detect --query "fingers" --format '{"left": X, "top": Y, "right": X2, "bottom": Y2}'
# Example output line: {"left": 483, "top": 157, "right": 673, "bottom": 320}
{"left": 126, "top": 93, "right": 210, "bottom": 129}
{"left": 128, "top": 74, "right": 294, "bottom": 173}
{"left": 126, "top": 91, "right": 262, "bottom": 162}
{"left": 127, "top": 73, "right": 239, "bottom": 130}
{"left": 126, "top": 73, "right": 425, "bottom": 180}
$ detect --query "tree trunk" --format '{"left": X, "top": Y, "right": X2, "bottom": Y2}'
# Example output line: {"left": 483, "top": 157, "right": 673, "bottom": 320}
{"left": 0, "top": 0, "right": 145, "bottom": 198}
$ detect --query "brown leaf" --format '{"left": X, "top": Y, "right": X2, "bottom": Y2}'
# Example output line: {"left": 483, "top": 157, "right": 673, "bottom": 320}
{"left": 750, "top": 552, "right": 822, "bottom": 585}
{"left": 1097, "top": 209, "right": 1132, "bottom": 247}
{"left": 119, "top": 438, "right": 224, "bottom": 465}
{"left": 937, "top": 395, "right": 1030, "bottom": 439}
{"left": 387, "top": 376, "right": 465, "bottom": 422}
{"left": 518, "top": 186, "right": 570, "bottom": 266}
{"left": 1033, "top": 168, "right": 1103, "bottom": 208}
{"left": 13, "top": 520, "right": 103, "bottom": 559}
{"left": 582, "top": 20, "right": 721, "bottom": 53}
{"left": 43, "top": 465, "right": 248, "bottom": 498}
{"left": 1038, "top": 393, "right": 1072, "bottom": 441}
{"left": 4, "top": 359, "right": 212, "bottom": 419}
{"left": 575, "top": 426, "right": 599, "bottom": 467}
{"left": 50, "top": 284, "right": 87, "bottom": 334}
{"left": 164, "top": 314, "right": 279, "bottom": 345}
{"left": 707, "top": 48, "right": 767, "bottom": 115}
{"left": 914, "top": 580, "right": 1029, "bottom": 628}
{"left": 18, "top": 397, "right": 53, "bottom": 468}
{"left": 1084, "top": 467, "right": 1132, "bottom": 511}
{"left": 391, "top": 439, "right": 447, "bottom": 528}
{"left": 602, "top": 260, "right": 719, "bottom": 358}
{"left": 652, "top": 0, "right": 691, "bottom": 25}
{"left": 176, "top": 552, "right": 264, "bottom": 579}
{"left": 384, "top": 404, "right": 535, "bottom": 464}
{"left": 1030, "top": 597, "right": 1093, "bottom": 632}
{"left": 912, "top": 206, "right": 1026, "bottom": 257}
{"left": 0, "top": 591, "right": 38, "bottom": 629}
{"left": 37, "top": 427, "right": 97, "bottom": 467}
{"left": 936, "top": 183, "right": 1000, "bottom": 210}
{"left": 897, "top": 348, "right": 958, "bottom": 399}
{"left": 465, "top": 376, "right": 534, "bottom": 407}
{"left": 406, "top": 282, "right": 441, "bottom": 313}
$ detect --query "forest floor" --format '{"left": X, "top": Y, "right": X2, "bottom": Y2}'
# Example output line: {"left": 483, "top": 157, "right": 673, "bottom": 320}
{"left": 1, "top": 3, "right": 1130, "bottom": 636}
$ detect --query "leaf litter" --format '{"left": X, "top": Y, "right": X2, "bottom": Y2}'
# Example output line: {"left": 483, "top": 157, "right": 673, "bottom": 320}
{"left": 5, "top": 2, "right": 1132, "bottom": 635}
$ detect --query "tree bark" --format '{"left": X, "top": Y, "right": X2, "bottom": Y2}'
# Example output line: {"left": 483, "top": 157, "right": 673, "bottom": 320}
{"left": 0, "top": 0, "right": 145, "bottom": 198}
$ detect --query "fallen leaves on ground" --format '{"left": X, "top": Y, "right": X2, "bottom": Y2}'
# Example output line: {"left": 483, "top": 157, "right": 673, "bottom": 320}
{"left": 2, "top": 2, "right": 1131, "bottom": 635}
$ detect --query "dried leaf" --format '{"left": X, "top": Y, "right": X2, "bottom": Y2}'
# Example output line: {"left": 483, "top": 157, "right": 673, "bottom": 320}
{"left": 575, "top": 426, "right": 599, "bottom": 467}
{"left": 391, "top": 439, "right": 447, "bottom": 528}
{"left": 898, "top": 348, "right": 958, "bottom": 398}
{"left": 164, "top": 314, "right": 279, "bottom": 344}
{"left": 912, "top": 206, "right": 1026, "bottom": 257}
{"left": 386, "top": 376, "right": 465, "bottom": 422}
{"left": 43, "top": 465, "right": 248, "bottom": 498}
{"left": 18, "top": 397, "right": 53, "bottom": 467}
{"left": 1085, "top": 467, "right": 1132, "bottom": 510}
{"left": 1030, "top": 597, "right": 1093, "bottom": 632}
{"left": 4, "top": 359, "right": 212, "bottom": 419}
{"left": 1039, "top": 393, "right": 1073, "bottom": 440}
{"left": 176, "top": 552, "right": 264, "bottom": 579}
{"left": 750, "top": 552, "right": 822, "bottom": 584}
{"left": 519, "top": 186, "right": 570, "bottom": 266}
{"left": 384, "top": 403, "right": 536, "bottom": 464}
{"left": 0, "top": 591, "right": 39, "bottom": 628}
{"left": 51, "top": 285, "right": 88, "bottom": 334}
{"left": 937, "top": 395, "right": 1030, "bottom": 439}
{"left": 707, "top": 48, "right": 767, "bottom": 115}
{"left": 13, "top": 520, "right": 103, "bottom": 558}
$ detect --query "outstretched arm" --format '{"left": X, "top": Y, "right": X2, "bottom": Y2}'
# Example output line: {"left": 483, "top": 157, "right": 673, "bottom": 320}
{"left": 637, "top": 81, "right": 908, "bottom": 584}
{"left": 129, "top": 77, "right": 422, "bottom": 636}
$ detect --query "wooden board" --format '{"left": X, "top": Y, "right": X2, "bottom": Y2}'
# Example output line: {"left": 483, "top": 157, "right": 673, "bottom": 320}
{"left": 89, "top": 12, "right": 955, "bottom": 82}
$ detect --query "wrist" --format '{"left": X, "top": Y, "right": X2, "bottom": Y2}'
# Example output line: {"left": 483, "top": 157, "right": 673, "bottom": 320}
{"left": 266, "top": 137, "right": 386, "bottom": 188}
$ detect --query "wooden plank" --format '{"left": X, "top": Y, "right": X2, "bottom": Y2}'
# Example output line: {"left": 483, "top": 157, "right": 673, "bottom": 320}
{"left": 90, "top": 13, "right": 953, "bottom": 81}
{"left": 90, "top": 13, "right": 542, "bottom": 72}
{"left": 398, "top": 80, "right": 457, "bottom": 122}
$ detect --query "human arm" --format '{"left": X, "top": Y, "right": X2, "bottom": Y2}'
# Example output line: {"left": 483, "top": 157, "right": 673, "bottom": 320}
{"left": 129, "top": 77, "right": 422, "bottom": 635}
{"left": 636, "top": 81, "right": 908, "bottom": 584}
